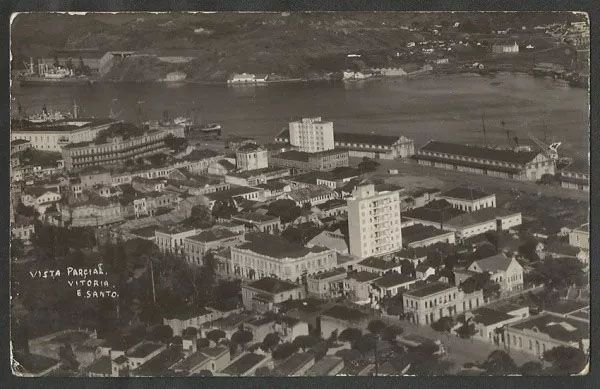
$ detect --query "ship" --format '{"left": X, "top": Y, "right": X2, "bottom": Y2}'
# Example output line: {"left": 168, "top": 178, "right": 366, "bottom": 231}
{"left": 18, "top": 58, "right": 92, "bottom": 86}
{"left": 174, "top": 117, "right": 222, "bottom": 137}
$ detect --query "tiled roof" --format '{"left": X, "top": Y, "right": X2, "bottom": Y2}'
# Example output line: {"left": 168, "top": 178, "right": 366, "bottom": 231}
{"left": 439, "top": 187, "right": 493, "bottom": 201}
{"left": 322, "top": 305, "right": 368, "bottom": 321}
{"left": 472, "top": 254, "right": 513, "bottom": 273}
{"left": 187, "top": 227, "right": 239, "bottom": 243}
{"left": 347, "top": 271, "right": 380, "bottom": 283}
{"left": 372, "top": 272, "right": 415, "bottom": 288}
{"left": 221, "top": 352, "right": 265, "bottom": 375}
{"left": 238, "top": 232, "right": 329, "bottom": 259}
{"left": 273, "top": 150, "right": 310, "bottom": 162}
{"left": 247, "top": 277, "right": 301, "bottom": 294}
{"left": 509, "top": 313, "right": 589, "bottom": 343}
{"left": 472, "top": 307, "right": 514, "bottom": 326}
{"left": 272, "top": 352, "right": 314, "bottom": 376}
{"left": 401, "top": 223, "right": 453, "bottom": 244}
{"left": 419, "top": 141, "right": 540, "bottom": 165}
{"left": 358, "top": 257, "right": 401, "bottom": 271}
{"left": 405, "top": 281, "right": 455, "bottom": 298}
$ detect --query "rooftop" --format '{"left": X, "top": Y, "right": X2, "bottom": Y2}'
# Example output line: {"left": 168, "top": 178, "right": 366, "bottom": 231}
{"left": 130, "top": 225, "right": 159, "bottom": 238}
{"left": 335, "top": 132, "right": 405, "bottom": 146}
{"left": 126, "top": 342, "right": 164, "bottom": 358}
{"left": 246, "top": 277, "right": 301, "bottom": 294}
{"left": 372, "top": 272, "right": 416, "bottom": 288}
{"left": 273, "top": 352, "right": 314, "bottom": 376}
{"left": 323, "top": 305, "right": 368, "bottom": 322}
{"left": 544, "top": 300, "right": 589, "bottom": 315}
{"left": 170, "top": 351, "right": 209, "bottom": 373}
{"left": 204, "top": 185, "right": 259, "bottom": 202}
{"left": 472, "top": 307, "right": 514, "bottom": 326}
{"left": 358, "top": 257, "right": 401, "bottom": 271}
{"left": 285, "top": 185, "right": 335, "bottom": 202}
{"left": 306, "top": 356, "right": 344, "bottom": 376}
{"left": 401, "top": 223, "right": 453, "bottom": 245}
{"left": 405, "top": 281, "right": 456, "bottom": 298}
{"left": 420, "top": 141, "right": 541, "bottom": 165}
{"left": 221, "top": 352, "right": 265, "bottom": 376}
{"left": 198, "top": 345, "right": 229, "bottom": 359}
{"left": 439, "top": 187, "right": 493, "bottom": 201}
{"left": 347, "top": 270, "right": 381, "bottom": 283}
{"left": 187, "top": 227, "right": 240, "bottom": 243}
{"left": 403, "top": 204, "right": 465, "bottom": 224}
{"left": 12, "top": 117, "right": 117, "bottom": 133}
{"left": 131, "top": 346, "right": 185, "bottom": 376}
{"left": 237, "top": 143, "right": 264, "bottom": 153}
{"left": 310, "top": 267, "right": 347, "bottom": 280}
{"left": 509, "top": 313, "right": 589, "bottom": 343}
{"left": 232, "top": 212, "right": 280, "bottom": 223}
{"left": 237, "top": 232, "right": 330, "bottom": 259}
{"left": 471, "top": 254, "right": 514, "bottom": 273}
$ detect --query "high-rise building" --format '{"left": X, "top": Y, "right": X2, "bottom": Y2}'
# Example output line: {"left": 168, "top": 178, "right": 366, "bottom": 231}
{"left": 347, "top": 183, "right": 402, "bottom": 258}
{"left": 235, "top": 143, "right": 268, "bottom": 171}
{"left": 289, "top": 117, "right": 334, "bottom": 153}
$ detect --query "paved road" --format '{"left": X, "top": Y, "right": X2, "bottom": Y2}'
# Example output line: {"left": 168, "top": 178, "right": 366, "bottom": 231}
{"left": 352, "top": 157, "right": 588, "bottom": 202}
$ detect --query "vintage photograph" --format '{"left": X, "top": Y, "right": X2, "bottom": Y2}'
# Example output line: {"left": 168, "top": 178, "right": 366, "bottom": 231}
{"left": 9, "top": 12, "right": 589, "bottom": 377}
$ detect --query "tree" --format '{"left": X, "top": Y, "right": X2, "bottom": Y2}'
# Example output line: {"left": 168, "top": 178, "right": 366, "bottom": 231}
{"left": 534, "top": 258, "right": 586, "bottom": 289}
{"left": 58, "top": 342, "right": 79, "bottom": 371}
{"left": 16, "top": 201, "right": 37, "bottom": 218}
{"left": 261, "top": 332, "right": 280, "bottom": 352}
{"left": 480, "top": 350, "right": 517, "bottom": 375}
{"left": 354, "top": 333, "right": 377, "bottom": 356}
{"left": 456, "top": 321, "right": 477, "bottom": 339}
{"left": 149, "top": 325, "right": 173, "bottom": 343}
{"left": 206, "top": 329, "right": 226, "bottom": 344}
{"left": 272, "top": 342, "right": 299, "bottom": 360}
{"left": 431, "top": 316, "right": 454, "bottom": 333}
{"left": 292, "top": 335, "right": 319, "bottom": 351}
{"left": 358, "top": 157, "right": 380, "bottom": 173}
{"left": 211, "top": 199, "right": 237, "bottom": 219}
{"left": 197, "top": 338, "right": 210, "bottom": 348}
{"left": 543, "top": 346, "right": 587, "bottom": 375}
{"left": 185, "top": 205, "right": 214, "bottom": 229}
{"left": 381, "top": 325, "right": 403, "bottom": 342}
{"left": 11, "top": 239, "right": 25, "bottom": 260}
{"left": 267, "top": 199, "right": 302, "bottom": 224}
{"left": 338, "top": 328, "right": 362, "bottom": 343}
{"left": 231, "top": 329, "right": 253, "bottom": 350}
{"left": 519, "top": 361, "right": 543, "bottom": 375}
{"left": 367, "top": 320, "right": 387, "bottom": 335}
{"left": 460, "top": 272, "right": 501, "bottom": 300}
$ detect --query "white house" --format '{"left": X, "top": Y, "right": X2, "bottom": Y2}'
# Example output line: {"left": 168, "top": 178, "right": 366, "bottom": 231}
{"left": 468, "top": 254, "right": 524, "bottom": 294}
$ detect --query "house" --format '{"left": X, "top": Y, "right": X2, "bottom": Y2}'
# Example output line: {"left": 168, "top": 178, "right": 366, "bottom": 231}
{"left": 434, "top": 187, "right": 496, "bottom": 212}
{"left": 59, "top": 193, "right": 123, "bottom": 227}
{"left": 241, "top": 277, "right": 306, "bottom": 312}
{"left": 415, "top": 263, "right": 436, "bottom": 280}
{"left": 183, "top": 227, "right": 244, "bottom": 266}
{"left": 124, "top": 342, "right": 167, "bottom": 371}
{"left": 403, "top": 281, "right": 484, "bottom": 325}
{"left": 272, "top": 352, "right": 315, "bottom": 376}
{"left": 11, "top": 215, "right": 35, "bottom": 244}
{"left": 282, "top": 185, "right": 337, "bottom": 207}
{"left": 370, "top": 271, "right": 417, "bottom": 304}
{"left": 231, "top": 212, "right": 281, "bottom": 234}
{"left": 227, "top": 73, "right": 257, "bottom": 84}
{"left": 559, "top": 159, "right": 589, "bottom": 191}
{"left": 208, "top": 159, "right": 237, "bottom": 176}
{"left": 468, "top": 254, "right": 524, "bottom": 294}
{"left": 470, "top": 306, "right": 530, "bottom": 344}
{"left": 320, "top": 305, "right": 369, "bottom": 339}
{"left": 306, "top": 356, "right": 344, "bottom": 376}
{"left": 21, "top": 186, "right": 61, "bottom": 214}
{"left": 163, "top": 306, "right": 217, "bottom": 336}
{"left": 218, "top": 352, "right": 269, "bottom": 376}
{"left": 401, "top": 223, "right": 456, "bottom": 248}
{"left": 568, "top": 223, "right": 589, "bottom": 263}
{"left": 202, "top": 312, "right": 254, "bottom": 340}
{"left": 306, "top": 268, "right": 347, "bottom": 299}
{"left": 355, "top": 257, "right": 403, "bottom": 276}
{"left": 170, "top": 345, "right": 230, "bottom": 375}
{"left": 504, "top": 313, "right": 589, "bottom": 358}
{"left": 343, "top": 271, "right": 381, "bottom": 303}
{"left": 130, "top": 346, "right": 185, "bottom": 377}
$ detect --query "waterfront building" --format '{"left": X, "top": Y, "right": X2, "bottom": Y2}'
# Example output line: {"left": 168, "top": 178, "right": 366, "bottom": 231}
{"left": 62, "top": 129, "right": 170, "bottom": 171}
{"left": 434, "top": 187, "right": 496, "bottom": 212}
{"left": 559, "top": 159, "right": 589, "bottom": 191}
{"left": 492, "top": 42, "right": 519, "bottom": 54}
{"left": 11, "top": 118, "right": 118, "bottom": 152}
{"left": 229, "top": 232, "right": 337, "bottom": 283}
{"left": 403, "top": 281, "right": 484, "bottom": 325}
{"left": 414, "top": 141, "right": 555, "bottom": 181}
{"left": 467, "top": 253, "right": 524, "bottom": 294}
{"left": 269, "top": 149, "right": 349, "bottom": 172}
{"left": 236, "top": 143, "right": 268, "bottom": 171}
{"left": 288, "top": 117, "right": 335, "bottom": 153}
{"left": 504, "top": 313, "right": 589, "bottom": 358}
{"left": 347, "top": 183, "right": 402, "bottom": 259}
{"left": 227, "top": 73, "right": 257, "bottom": 84}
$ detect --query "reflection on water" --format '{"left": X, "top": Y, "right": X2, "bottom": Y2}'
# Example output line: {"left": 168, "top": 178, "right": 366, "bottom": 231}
{"left": 11, "top": 73, "right": 589, "bottom": 156}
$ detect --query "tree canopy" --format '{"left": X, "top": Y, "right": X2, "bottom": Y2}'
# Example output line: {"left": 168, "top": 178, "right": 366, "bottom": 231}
{"left": 338, "top": 328, "right": 362, "bottom": 343}
{"left": 543, "top": 346, "right": 588, "bottom": 375}
{"left": 272, "top": 342, "right": 299, "bottom": 360}
{"left": 260, "top": 333, "right": 280, "bottom": 352}
{"left": 206, "top": 329, "right": 226, "bottom": 343}
{"left": 267, "top": 199, "right": 302, "bottom": 224}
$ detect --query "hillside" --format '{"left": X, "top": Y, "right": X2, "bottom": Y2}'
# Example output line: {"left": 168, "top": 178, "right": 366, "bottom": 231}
{"left": 11, "top": 12, "right": 587, "bottom": 82}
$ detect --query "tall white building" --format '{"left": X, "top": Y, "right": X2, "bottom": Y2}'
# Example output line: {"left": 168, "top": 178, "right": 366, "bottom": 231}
{"left": 347, "top": 183, "right": 402, "bottom": 258}
{"left": 289, "top": 117, "right": 334, "bottom": 153}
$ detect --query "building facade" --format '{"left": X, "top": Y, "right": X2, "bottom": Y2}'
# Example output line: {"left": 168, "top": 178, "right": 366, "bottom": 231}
{"left": 236, "top": 144, "right": 269, "bottom": 171}
{"left": 269, "top": 149, "right": 349, "bottom": 172}
{"left": 414, "top": 141, "right": 555, "bottom": 181}
{"left": 62, "top": 130, "right": 170, "bottom": 171}
{"left": 403, "top": 282, "right": 484, "bottom": 325}
{"left": 289, "top": 117, "right": 335, "bottom": 153}
{"left": 347, "top": 183, "right": 402, "bottom": 259}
